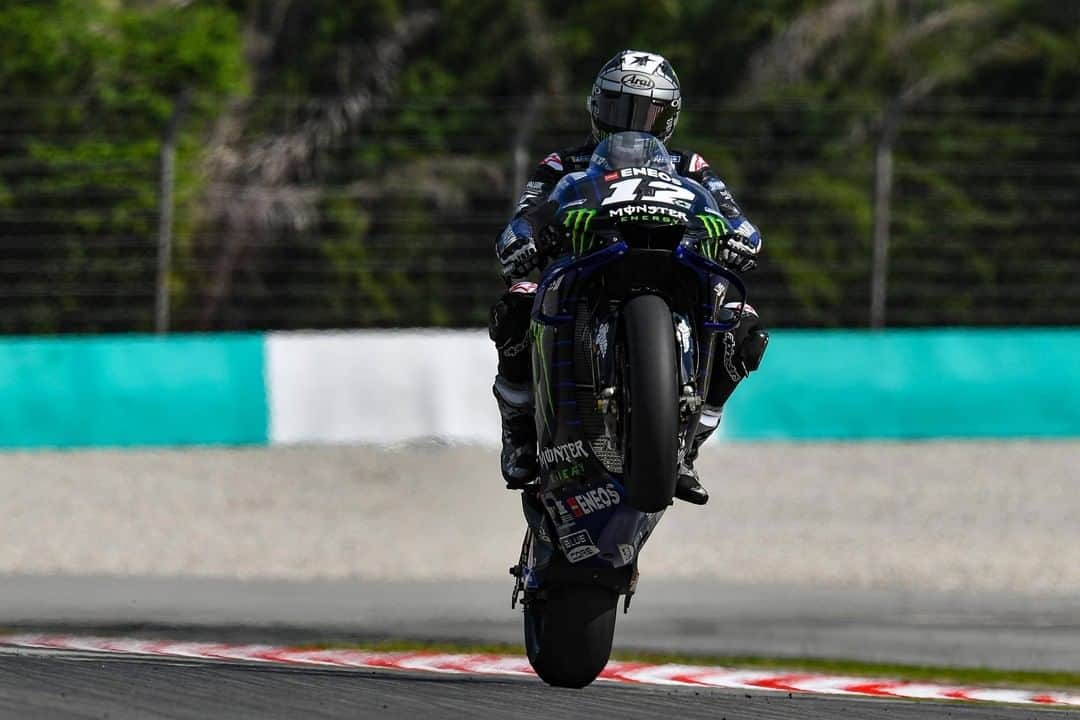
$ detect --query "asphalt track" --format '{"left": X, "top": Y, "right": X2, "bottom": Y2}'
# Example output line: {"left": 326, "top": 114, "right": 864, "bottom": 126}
{"left": 0, "top": 647, "right": 1075, "bottom": 720}
{"left": 3, "top": 575, "right": 1078, "bottom": 671}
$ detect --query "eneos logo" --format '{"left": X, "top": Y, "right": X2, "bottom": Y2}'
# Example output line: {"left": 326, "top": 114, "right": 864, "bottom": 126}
{"left": 561, "top": 483, "right": 621, "bottom": 518}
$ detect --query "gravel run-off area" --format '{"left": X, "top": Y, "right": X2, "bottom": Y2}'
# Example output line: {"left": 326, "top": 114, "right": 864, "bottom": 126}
{"left": 3, "top": 441, "right": 1078, "bottom": 597}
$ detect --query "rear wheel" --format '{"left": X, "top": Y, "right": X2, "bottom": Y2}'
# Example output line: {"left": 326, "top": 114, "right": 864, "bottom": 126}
{"left": 621, "top": 294, "right": 680, "bottom": 512}
{"left": 524, "top": 581, "right": 619, "bottom": 688}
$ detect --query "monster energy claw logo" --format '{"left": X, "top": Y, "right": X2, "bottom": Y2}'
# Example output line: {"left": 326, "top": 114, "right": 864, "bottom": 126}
{"left": 564, "top": 208, "right": 597, "bottom": 256}
{"left": 532, "top": 320, "right": 554, "bottom": 432}
{"left": 696, "top": 213, "right": 731, "bottom": 261}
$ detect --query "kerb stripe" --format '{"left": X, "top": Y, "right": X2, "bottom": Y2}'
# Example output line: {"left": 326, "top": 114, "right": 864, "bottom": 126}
{"left": 1, "top": 634, "right": 1076, "bottom": 708}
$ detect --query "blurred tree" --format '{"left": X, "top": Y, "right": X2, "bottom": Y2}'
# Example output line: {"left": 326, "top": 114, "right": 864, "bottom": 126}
{"left": 192, "top": 3, "right": 440, "bottom": 328}
{"left": 1, "top": 0, "right": 1077, "bottom": 330}
{"left": 735, "top": 0, "right": 1080, "bottom": 325}
{"left": 0, "top": 0, "right": 245, "bottom": 332}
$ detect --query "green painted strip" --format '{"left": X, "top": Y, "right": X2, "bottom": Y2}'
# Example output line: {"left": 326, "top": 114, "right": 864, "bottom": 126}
{"left": 722, "top": 328, "right": 1080, "bottom": 440}
{"left": 0, "top": 334, "right": 267, "bottom": 448}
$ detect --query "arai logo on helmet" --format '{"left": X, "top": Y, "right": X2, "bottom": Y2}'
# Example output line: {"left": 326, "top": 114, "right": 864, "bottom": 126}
{"left": 622, "top": 73, "right": 655, "bottom": 90}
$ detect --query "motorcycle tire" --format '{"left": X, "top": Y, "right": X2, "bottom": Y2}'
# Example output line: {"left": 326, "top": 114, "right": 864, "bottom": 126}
{"left": 524, "top": 579, "right": 619, "bottom": 689}
{"left": 621, "top": 294, "right": 680, "bottom": 512}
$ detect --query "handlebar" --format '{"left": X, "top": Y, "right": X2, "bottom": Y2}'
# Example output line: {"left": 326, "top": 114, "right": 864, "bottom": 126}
{"left": 532, "top": 239, "right": 748, "bottom": 332}
{"left": 672, "top": 243, "right": 747, "bottom": 332}
{"left": 533, "top": 240, "right": 629, "bottom": 325}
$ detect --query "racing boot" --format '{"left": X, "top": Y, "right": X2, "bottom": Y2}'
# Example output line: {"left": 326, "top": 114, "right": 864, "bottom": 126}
{"left": 675, "top": 406, "right": 723, "bottom": 505}
{"left": 493, "top": 375, "right": 538, "bottom": 489}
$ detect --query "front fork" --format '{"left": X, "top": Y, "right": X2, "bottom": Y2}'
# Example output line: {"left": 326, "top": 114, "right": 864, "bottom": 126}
{"left": 592, "top": 307, "right": 706, "bottom": 464}
{"left": 510, "top": 489, "right": 552, "bottom": 609}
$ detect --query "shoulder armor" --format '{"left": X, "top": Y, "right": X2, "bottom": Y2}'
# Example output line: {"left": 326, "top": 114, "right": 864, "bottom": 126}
{"left": 562, "top": 141, "right": 597, "bottom": 171}
{"left": 539, "top": 152, "right": 565, "bottom": 172}
{"left": 672, "top": 149, "right": 710, "bottom": 176}
{"left": 538, "top": 142, "right": 596, "bottom": 174}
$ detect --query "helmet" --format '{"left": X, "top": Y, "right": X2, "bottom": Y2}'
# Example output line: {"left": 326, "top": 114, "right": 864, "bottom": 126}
{"left": 586, "top": 50, "right": 681, "bottom": 144}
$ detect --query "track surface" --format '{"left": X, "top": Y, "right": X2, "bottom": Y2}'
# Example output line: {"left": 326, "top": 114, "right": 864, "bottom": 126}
{"left": 3, "top": 575, "right": 1078, "bottom": 671}
{"left": 4, "top": 633, "right": 1078, "bottom": 707}
{"left": 0, "top": 649, "right": 1075, "bottom": 720}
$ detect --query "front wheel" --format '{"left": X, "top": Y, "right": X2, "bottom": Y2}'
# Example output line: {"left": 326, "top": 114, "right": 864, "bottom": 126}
{"left": 524, "top": 582, "right": 618, "bottom": 688}
{"left": 621, "top": 294, "right": 680, "bottom": 512}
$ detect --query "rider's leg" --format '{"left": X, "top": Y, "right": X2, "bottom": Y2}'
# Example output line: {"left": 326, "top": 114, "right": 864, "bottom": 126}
{"left": 489, "top": 281, "right": 539, "bottom": 488}
{"left": 676, "top": 303, "right": 769, "bottom": 505}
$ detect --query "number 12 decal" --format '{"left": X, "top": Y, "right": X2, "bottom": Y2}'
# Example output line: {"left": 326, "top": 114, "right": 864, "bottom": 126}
{"left": 601, "top": 178, "right": 696, "bottom": 206}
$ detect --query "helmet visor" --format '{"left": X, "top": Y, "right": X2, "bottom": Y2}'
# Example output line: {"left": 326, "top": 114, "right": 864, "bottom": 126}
{"left": 593, "top": 91, "right": 667, "bottom": 135}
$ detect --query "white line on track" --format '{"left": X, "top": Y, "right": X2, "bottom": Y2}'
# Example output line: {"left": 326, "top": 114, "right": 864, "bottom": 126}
{"left": 1, "top": 633, "right": 1076, "bottom": 708}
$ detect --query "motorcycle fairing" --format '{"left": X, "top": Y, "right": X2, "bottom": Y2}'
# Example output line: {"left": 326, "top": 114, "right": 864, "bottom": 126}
{"left": 523, "top": 133, "right": 748, "bottom": 584}
{"left": 543, "top": 478, "right": 664, "bottom": 570}
{"left": 519, "top": 492, "right": 553, "bottom": 591}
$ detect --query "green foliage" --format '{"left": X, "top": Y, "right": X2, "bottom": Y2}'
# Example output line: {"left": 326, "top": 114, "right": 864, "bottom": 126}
{"left": 0, "top": 0, "right": 245, "bottom": 332}
{"left": 1, "top": 0, "right": 1078, "bottom": 331}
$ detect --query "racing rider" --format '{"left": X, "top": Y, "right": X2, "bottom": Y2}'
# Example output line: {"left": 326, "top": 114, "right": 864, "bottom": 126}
{"left": 490, "top": 49, "right": 768, "bottom": 506}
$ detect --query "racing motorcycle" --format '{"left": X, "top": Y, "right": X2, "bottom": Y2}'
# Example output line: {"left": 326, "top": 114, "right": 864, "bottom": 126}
{"left": 509, "top": 132, "right": 748, "bottom": 688}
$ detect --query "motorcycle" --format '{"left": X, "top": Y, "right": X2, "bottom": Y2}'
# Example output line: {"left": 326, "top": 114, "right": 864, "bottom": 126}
{"left": 509, "top": 131, "right": 748, "bottom": 688}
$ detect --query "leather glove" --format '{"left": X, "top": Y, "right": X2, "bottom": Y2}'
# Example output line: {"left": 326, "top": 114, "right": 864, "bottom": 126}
{"left": 719, "top": 217, "right": 762, "bottom": 273}
{"left": 496, "top": 217, "right": 539, "bottom": 279}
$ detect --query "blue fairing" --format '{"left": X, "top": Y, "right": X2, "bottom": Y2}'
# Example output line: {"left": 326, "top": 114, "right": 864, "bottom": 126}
{"left": 523, "top": 132, "right": 748, "bottom": 584}
{"left": 543, "top": 478, "right": 664, "bottom": 570}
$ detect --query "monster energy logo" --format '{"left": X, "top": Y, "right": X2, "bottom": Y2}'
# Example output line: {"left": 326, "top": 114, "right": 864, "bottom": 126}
{"left": 564, "top": 208, "right": 597, "bottom": 256}
{"left": 531, "top": 320, "right": 555, "bottom": 433}
{"left": 696, "top": 213, "right": 731, "bottom": 261}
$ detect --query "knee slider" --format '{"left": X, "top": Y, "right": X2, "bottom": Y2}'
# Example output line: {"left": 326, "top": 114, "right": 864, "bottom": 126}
{"left": 740, "top": 327, "right": 768, "bottom": 373}
{"left": 493, "top": 374, "right": 533, "bottom": 410}
{"left": 489, "top": 283, "right": 536, "bottom": 352}
{"left": 721, "top": 302, "right": 768, "bottom": 378}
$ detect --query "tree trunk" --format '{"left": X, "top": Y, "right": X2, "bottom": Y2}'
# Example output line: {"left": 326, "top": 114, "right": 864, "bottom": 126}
{"left": 870, "top": 104, "right": 900, "bottom": 329}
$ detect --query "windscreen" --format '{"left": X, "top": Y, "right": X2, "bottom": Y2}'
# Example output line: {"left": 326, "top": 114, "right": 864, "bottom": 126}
{"left": 589, "top": 131, "right": 676, "bottom": 173}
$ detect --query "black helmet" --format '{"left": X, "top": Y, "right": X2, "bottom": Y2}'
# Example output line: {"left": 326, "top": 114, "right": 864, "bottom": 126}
{"left": 586, "top": 50, "right": 681, "bottom": 143}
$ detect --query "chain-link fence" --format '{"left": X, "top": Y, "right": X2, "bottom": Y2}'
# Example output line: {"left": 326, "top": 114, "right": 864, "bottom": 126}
{"left": 2, "top": 96, "right": 1077, "bottom": 333}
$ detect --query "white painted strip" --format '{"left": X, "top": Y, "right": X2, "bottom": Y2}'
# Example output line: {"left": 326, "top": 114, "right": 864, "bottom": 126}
{"left": 0, "top": 634, "right": 1076, "bottom": 708}
{"left": 886, "top": 683, "right": 970, "bottom": 700}
{"left": 675, "top": 669, "right": 803, "bottom": 691}
{"left": 794, "top": 676, "right": 902, "bottom": 696}
{"left": 611, "top": 663, "right": 715, "bottom": 685}
{"left": 962, "top": 688, "right": 1049, "bottom": 705}
{"left": 452, "top": 655, "right": 535, "bottom": 676}
{"left": 266, "top": 330, "right": 499, "bottom": 446}
{"left": 1053, "top": 693, "right": 1080, "bottom": 705}
{"left": 392, "top": 653, "right": 474, "bottom": 674}
{"left": 271, "top": 648, "right": 373, "bottom": 667}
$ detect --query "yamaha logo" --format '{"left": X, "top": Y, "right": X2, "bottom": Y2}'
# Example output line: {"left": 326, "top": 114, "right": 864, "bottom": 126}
{"left": 622, "top": 73, "right": 655, "bottom": 90}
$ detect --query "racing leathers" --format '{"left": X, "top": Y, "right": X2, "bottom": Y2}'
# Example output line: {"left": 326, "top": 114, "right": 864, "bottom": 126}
{"left": 490, "top": 141, "right": 767, "bottom": 503}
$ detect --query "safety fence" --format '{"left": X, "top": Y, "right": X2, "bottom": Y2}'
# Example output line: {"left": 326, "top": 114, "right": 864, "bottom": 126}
{"left": 1, "top": 329, "right": 1078, "bottom": 449}
{"left": 2, "top": 96, "right": 1079, "bottom": 333}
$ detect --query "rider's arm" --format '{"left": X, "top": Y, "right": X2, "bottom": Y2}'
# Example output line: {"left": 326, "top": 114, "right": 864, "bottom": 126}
{"left": 512, "top": 152, "right": 566, "bottom": 218}
{"left": 681, "top": 152, "right": 762, "bottom": 272}
{"left": 496, "top": 153, "right": 567, "bottom": 279}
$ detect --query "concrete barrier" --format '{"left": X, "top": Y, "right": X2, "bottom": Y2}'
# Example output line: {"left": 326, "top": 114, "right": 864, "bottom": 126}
{"left": 1, "top": 328, "right": 1078, "bottom": 448}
